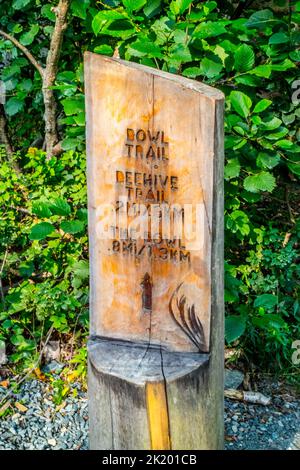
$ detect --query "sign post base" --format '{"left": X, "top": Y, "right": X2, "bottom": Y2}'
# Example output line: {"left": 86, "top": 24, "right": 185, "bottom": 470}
{"left": 88, "top": 338, "right": 223, "bottom": 450}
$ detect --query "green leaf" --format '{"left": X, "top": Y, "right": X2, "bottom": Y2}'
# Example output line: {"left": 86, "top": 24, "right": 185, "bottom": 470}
{"left": 170, "top": 0, "right": 192, "bottom": 15}
{"left": 61, "top": 96, "right": 84, "bottom": 116}
{"left": 60, "top": 220, "right": 84, "bottom": 234}
{"left": 269, "top": 32, "right": 289, "bottom": 44}
{"left": 32, "top": 201, "right": 52, "bottom": 218}
{"left": 29, "top": 222, "right": 55, "bottom": 241}
{"left": 243, "top": 171, "right": 276, "bottom": 193}
{"left": 261, "top": 116, "right": 282, "bottom": 130}
{"left": 1, "top": 64, "right": 21, "bottom": 81}
{"left": 245, "top": 9, "right": 277, "bottom": 29}
{"left": 192, "top": 21, "right": 227, "bottom": 39}
{"left": 203, "top": 1, "right": 217, "bottom": 14}
{"left": 5, "top": 97, "right": 24, "bottom": 116}
{"left": 241, "top": 191, "right": 261, "bottom": 203}
{"left": 225, "top": 135, "right": 244, "bottom": 149}
{"left": 271, "top": 59, "right": 295, "bottom": 71}
{"left": 169, "top": 44, "right": 192, "bottom": 62}
{"left": 49, "top": 198, "right": 71, "bottom": 216}
{"left": 151, "top": 16, "right": 173, "bottom": 44}
{"left": 225, "top": 316, "right": 246, "bottom": 343}
{"left": 200, "top": 58, "right": 223, "bottom": 78}
{"left": 290, "top": 50, "right": 300, "bottom": 61}
{"left": 276, "top": 139, "right": 293, "bottom": 149}
{"left": 41, "top": 4, "right": 56, "bottom": 21}
{"left": 19, "top": 78, "right": 33, "bottom": 92}
{"left": 61, "top": 138, "right": 79, "bottom": 151}
{"left": 19, "top": 261, "right": 34, "bottom": 277}
{"left": 92, "top": 10, "right": 127, "bottom": 35}
{"left": 288, "top": 159, "right": 300, "bottom": 176}
{"left": 234, "top": 44, "right": 255, "bottom": 72}
{"left": 182, "top": 67, "right": 201, "bottom": 78}
{"left": 224, "top": 159, "right": 241, "bottom": 180}
{"left": 73, "top": 111, "right": 85, "bottom": 126}
{"left": 71, "top": 0, "right": 90, "bottom": 19}
{"left": 256, "top": 152, "right": 280, "bottom": 169}
{"left": 12, "top": 0, "right": 31, "bottom": 9}
{"left": 127, "top": 38, "right": 163, "bottom": 58}
{"left": 253, "top": 314, "right": 285, "bottom": 330}
{"left": 77, "top": 208, "right": 88, "bottom": 222}
{"left": 101, "top": 20, "right": 136, "bottom": 39}
{"left": 229, "top": 91, "right": 252, "bottom": 119}
{"left": 144, "top": 0, "right": 161, "bottom": 17}
{"left": 253, "top": 99, "right": 272, "bottom": 113}
{"left": 226, "top": 210, "right": 250, "bottom": 236}
{"left": 265, "top": 127, "right": 289, "bottom": 140}
{"left": 235, "top": 75, "right": 260, "bottom": 87}
{"left": 282, "top": 113, "right": 295, "bottom": 126}
{"left": 214, "top": 44, "right": 228, "bottom": 65}
{"left": 72, "top": 260, "right": 89, "bottom": 279}
{"left": 122, "top": 0, "right": 146, "bottom": 13}
{"left": 254, "top": 294, "right": 278, "bottom": 309}
{"left": 249, "top": 65, "right": 272, "bottom": 78}
{"left": 94, "top": 44, "right": 114, "bottom": 56}
{"left": 20, "top": 24, "right": 39, "bottom": 46}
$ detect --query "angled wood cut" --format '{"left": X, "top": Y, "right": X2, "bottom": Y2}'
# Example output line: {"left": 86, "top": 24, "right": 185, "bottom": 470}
{"left": 85, "top": 52, "right": 224, "bottom": 450}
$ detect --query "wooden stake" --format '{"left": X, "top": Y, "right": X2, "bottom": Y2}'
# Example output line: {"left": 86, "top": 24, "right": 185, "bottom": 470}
{"left": 85, "top": 54, "right": 224, "bottom": 450}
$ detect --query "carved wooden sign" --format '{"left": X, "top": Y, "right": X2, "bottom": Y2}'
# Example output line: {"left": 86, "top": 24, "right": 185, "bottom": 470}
{"left": 85, "top": 53, "right": 224, "bottom": 451}
{"left": 85, "top": 53, "right": 223, "bottom": 354}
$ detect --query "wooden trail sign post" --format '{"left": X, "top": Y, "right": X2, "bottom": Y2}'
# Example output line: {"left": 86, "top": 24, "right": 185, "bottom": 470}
{"left": 85, "top": 52, "right": 224, "bottom": 450}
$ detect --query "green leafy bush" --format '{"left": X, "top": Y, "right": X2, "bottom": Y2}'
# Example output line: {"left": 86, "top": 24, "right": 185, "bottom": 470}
{"left": 0, "top": 148, "right": 88, "bottom": 367}
{"left": 0, "top": 0, "right": 299, "bottom": 375}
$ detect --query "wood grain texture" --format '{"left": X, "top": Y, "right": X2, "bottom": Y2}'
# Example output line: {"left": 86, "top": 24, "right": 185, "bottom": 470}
{"left": 88, "top": 337, "right": 222, "bottom": 450}
{"left": 85, "top": 52, "right": 223, "bottom": 353}
{"left": 85, "top": 53, "right": 224, "bottom": 450}
{"left": 88, "top": 339, "right": 210, "bottom": 450}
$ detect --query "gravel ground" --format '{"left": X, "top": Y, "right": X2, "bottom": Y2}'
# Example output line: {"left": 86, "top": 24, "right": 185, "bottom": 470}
{"left": 225, "top": 396, "right": 299, "bottom": 450}
{"left": 0, "top": 380, "right": 88, "bottom": 450}
{"left": 0, "top": 378, "right": 299, "bottom": 450}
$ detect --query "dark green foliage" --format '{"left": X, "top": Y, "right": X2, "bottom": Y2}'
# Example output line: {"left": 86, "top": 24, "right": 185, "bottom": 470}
{"left": 0, "top": 148, "right": 88, "bottom": 367}
{"left": 0, "top": 0, "right": 299, "bottom": 375}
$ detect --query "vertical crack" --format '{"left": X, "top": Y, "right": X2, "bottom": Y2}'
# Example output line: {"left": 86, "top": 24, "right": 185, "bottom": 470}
{"left": 108, "top": 385, "right": 115, "bottom": 450}
{"left": 159, "top": 345, "right": 172, "bottom": 449}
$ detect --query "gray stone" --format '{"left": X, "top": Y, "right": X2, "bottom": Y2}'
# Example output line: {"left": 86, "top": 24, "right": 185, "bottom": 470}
{"left": 225, "top": 368, "right": 244, "bottom": 390}
{"left": 42, "top": 361, "right": 64, "bottom": 374}
{"left": 0, "top": 341, "right": 7, "bottom": 365}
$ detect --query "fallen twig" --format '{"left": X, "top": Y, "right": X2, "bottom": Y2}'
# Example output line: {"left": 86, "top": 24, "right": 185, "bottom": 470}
{"left": 225, "top": 389, "right": 271, "bottom": 406}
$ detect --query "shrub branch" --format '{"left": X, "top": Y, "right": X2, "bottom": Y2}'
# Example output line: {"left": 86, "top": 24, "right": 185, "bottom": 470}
{"left": 0, "top": 0, "right": 71, "bottom": 160}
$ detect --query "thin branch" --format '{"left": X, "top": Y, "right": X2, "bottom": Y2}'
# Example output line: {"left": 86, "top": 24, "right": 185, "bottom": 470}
{"left": 43, "top": 0, "right": 71, "bottom": 159}
{"left": 0, "top": 29, "right": 44, "bottom": 78}
{"left": 8, "top": 204, "right": 31, "bottom": 215}
{"left": 44, "top": 0, "right": 71, "bottom": 85}
{"left": 1, "top": 1, "right": 71, "bottom": 159}
{"left": 0, "top": 248, "right": 8, "bottom": 277}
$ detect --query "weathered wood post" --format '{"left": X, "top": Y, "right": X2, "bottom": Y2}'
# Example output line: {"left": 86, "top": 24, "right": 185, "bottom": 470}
{"left": 84, "top": 52, "right": 224, "bottom": 450}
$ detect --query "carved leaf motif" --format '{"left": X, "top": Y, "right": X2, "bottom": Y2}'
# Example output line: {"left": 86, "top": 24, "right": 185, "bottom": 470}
{"left": 169, "top": 283, "right": 206, "bottom": 352}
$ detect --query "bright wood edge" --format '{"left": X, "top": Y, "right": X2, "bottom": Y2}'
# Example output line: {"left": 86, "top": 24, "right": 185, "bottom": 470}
{"left": 146, "top": 382, "right": 171, "bottom": 450}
